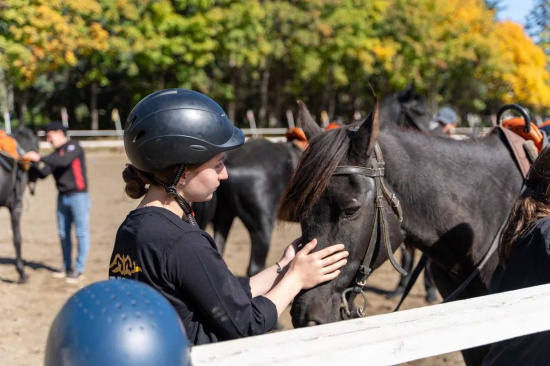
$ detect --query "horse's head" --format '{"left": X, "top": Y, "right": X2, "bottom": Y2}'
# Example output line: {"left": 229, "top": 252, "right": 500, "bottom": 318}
{"left": 379, "top": 84, "right": 432, "bottom": 132}
{"left": 11, "top": 127, "right": 39, "bottom": 152}
{"left": 280, "top": 100, "right": 405, "bottom": 327}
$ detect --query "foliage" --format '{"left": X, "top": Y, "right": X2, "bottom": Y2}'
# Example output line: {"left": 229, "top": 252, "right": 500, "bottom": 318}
{"left": 1, "top": 0, "right": 549, "bottom": 128}
{"left": 0, "top": 0, "right": 108, "bottom": 88}
{"left": 526, "top": 0, "right": 550, "bottom": 54}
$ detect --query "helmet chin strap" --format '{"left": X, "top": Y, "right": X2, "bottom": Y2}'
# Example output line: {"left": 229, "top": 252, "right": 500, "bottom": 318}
{"left": 152, "top": 164, "right": 198, "bottom": 226}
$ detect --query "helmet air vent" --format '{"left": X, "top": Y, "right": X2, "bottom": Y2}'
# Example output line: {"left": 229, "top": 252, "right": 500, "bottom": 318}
{"left": 134, "top": 130, "right": 146, "bottom": 143}
{"left": 190, "top": 145, "right": 207, "bottom": 151}
{"left": 127, "top": 115, "right": 137, "bottom": 127}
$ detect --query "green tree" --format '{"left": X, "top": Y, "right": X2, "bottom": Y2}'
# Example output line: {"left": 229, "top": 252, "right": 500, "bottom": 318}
{"left": 526, "top": 0, "right": 550, "bottom": 54}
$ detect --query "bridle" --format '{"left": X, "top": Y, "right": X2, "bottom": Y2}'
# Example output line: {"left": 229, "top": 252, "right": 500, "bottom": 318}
{"left": 334, "top": 142, "right": 407, "bottom": 319}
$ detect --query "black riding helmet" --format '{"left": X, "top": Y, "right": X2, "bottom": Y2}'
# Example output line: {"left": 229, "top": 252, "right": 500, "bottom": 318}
{"left": 124, "top": 88, "right": 244, "bottom": 173}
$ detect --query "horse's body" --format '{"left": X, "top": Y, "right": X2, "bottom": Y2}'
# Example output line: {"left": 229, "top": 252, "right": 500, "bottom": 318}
{"left": 194, "top": 87, "right": 434, "bottom": 277}
{"left": 0, "top": 127, "right": 39, "bottom": 283}
{"left": 280, "top": 102, "right": 523, "bottom": 365}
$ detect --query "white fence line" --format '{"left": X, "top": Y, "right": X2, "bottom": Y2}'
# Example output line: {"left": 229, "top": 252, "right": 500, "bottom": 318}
{"left": 36, "top": 128, "right": 289, "bottom": 138}
{"left": 34, "top": 126, "right": 495, "bottom": 149}
{"left": 37, "top": 127, "right": 488, "bottom": 138}
{"left": 36, "top": 129, "right": 289, "bottom": 149}
{"left": 38, "top": 136, "right": 287, "bottom": 150}
{"left": 191, "top": 284, "right": 550, "bottom": 366}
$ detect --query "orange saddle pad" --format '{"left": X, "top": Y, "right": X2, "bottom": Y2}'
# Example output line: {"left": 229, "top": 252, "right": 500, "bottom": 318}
{"left": 0, "top": 130, "right": 20, "bottom": 159}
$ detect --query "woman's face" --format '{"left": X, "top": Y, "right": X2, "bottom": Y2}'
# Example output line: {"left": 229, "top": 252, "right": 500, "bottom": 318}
{"left": 182, "top": 152, "right": 228, "bottom": 202}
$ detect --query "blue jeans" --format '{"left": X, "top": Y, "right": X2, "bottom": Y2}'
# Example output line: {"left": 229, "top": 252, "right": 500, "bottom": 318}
{"left": 56, "top": 192, "right": 91, "bottom": 273}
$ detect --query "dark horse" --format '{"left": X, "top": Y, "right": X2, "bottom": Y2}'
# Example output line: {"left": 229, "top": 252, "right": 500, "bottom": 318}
{"left": 379, "top": 83, "right": 433, "bottom": 132}
{"left": 0, "top": 127, "right": 39, "bottom": 283}
{"left": 193, "top": 87, "right": 434, "bottom": 277}
{"left": 279, "top": 101, "right": 523, "bottom": 365}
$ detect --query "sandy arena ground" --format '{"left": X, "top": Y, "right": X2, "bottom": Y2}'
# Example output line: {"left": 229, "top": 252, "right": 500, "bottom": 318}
{"left": 0, "top": 150, "right": 464, "bottom": 365}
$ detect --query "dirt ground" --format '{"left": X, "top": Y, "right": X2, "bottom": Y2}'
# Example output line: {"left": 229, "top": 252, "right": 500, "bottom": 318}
{"left": 0, "top": 150, "right": 464, "bottom": 365}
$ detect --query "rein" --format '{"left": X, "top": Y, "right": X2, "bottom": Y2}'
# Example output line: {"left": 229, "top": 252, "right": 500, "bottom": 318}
{"left": 335, "top": 143, "right": 407, "bottom": 319}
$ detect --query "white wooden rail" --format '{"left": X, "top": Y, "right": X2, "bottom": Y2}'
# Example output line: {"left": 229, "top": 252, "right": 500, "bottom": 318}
{"left": 36, "top": 128, "right": 289, "bottom": 138}
{"left": 35, "top": 127, "right": 492, "bottom": 149}
{"left": 36, "top": 129, "right": 289, "bottom": 150}
{"left": 191, "top": 284, "right": 550, "bottom": 366}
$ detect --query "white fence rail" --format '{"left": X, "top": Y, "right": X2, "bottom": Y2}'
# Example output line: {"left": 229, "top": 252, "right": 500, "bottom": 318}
{"left": 35, "top": 127, "right": 487, "bottom": 150}
{"left": 191, "top": 284, "right": 550, "bottom": 366}
{"left": 36, "top": 127, "right": 491, "bottom": 150}
{"left": 37, "top": 129, "right": 289, "bottom": 149}
{"left": 36, "top": 128, "right": 289, "bottom": 138}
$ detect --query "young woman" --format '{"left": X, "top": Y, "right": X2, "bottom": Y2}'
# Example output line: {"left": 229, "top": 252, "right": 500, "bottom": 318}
{"left": 109, "top": 88, "right": 348, "bottom": 345}
{"left": 483, "top": 146, "right": 550, "bottom": 365}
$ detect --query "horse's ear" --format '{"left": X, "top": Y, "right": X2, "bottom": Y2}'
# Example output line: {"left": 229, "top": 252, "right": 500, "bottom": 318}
{"left": 297, "top": 100, "right": 322, "bottom": 139}
{"left": 398, "top": 83, "right": 414, "bottom": 102}
{"left": 350, "top": 97, "right": 380, "bottom": 161}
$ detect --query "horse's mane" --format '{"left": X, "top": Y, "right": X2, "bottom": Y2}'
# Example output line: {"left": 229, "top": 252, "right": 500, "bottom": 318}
{"left": 279, "top": 126, "right": 353, "bottom": 222}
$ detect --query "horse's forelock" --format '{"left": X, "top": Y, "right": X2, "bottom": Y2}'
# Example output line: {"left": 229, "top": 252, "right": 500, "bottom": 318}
{"left": 279, "top": 127, "right": 351, "bottom": 222}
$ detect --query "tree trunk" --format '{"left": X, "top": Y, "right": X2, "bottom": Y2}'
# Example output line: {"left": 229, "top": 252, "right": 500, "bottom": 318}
{"left": 258, "top": 59, "right": 272, "bottom": 128}
{"left": 427, "top": 79, "right": 439, "bottom": 116}
{"left": 227, "top": 101, "right": 236, "bottom": 124}
{"left": 228, "top": 68, "right": 238, "bottom": 124}
{"left": 18, "top": 91, "right": 28, "bottom": 127}
{"left": 91, "top": 82, "right": 99, "bottom": 130}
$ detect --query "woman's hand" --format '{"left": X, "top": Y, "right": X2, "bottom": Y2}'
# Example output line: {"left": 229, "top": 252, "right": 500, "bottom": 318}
{"left": 287, "top": 238, "right": 348, "bottom": 290}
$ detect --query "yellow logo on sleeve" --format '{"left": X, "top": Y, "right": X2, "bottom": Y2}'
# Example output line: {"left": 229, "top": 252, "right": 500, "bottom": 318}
{"left": 109, "top": 254, "right": 142, "bottom": 276}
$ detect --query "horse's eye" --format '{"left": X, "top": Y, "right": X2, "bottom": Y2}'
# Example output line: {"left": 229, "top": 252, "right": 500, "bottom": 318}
{"left": 343, "top": 206, "right": 360, "bottom": 218}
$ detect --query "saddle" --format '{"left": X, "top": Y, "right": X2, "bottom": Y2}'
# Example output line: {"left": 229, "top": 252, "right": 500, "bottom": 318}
{"left": 501, "top": 117, "right": 545, "bottom": 153}
{"left": 492, "top": 124, "right": 540, "bottom": 179}
{"left": 286, "top": 123, "right": 343, "bottom": 151}
{"left": 285, "top": 127, "right": 309, "bottom": 151}
{"left": 0, "top": 131, "right": 31, "bottom": 172}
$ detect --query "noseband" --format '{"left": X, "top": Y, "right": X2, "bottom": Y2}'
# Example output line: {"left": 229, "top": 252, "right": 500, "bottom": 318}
{"left": 335, "top": 143, "right": 407, "bottom": 319}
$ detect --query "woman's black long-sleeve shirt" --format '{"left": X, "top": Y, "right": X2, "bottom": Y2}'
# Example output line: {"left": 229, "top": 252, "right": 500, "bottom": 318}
{"left": 108, "top": 207, "right": 278, "bottom": 345}
{"left": 484, "top": 216, "right": 550, "bottom": 365}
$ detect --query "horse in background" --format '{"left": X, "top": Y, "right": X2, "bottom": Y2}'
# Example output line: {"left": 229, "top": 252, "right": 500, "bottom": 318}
{"left": 194, "top": 139, "right": 301, "bottom": 276}
{"left": 193, "top": 86, "right": 434, "bottom": 277}
{"left": 279, "top": 100, "right": 523, "bottom": 365}
{"left": 379, "top": 83, "right": 433, "bottom": 132}
{"left": 0, "top": 127, "right": 39, "bottom": 283}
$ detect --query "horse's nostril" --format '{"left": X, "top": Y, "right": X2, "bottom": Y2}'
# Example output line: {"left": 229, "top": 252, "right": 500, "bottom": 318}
{"left": 307, "top": 320, "right": 319, "bottom": 327}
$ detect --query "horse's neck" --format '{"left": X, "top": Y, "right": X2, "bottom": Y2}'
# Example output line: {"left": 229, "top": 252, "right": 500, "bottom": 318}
{"left": 379, "top": 129, "right": 523, "bottom": 246}
{"left": 380, "top": 129, "right": 522, "bottom": 195}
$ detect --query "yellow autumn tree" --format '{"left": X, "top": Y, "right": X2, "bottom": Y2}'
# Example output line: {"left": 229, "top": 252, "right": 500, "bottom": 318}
{"left": 490, "top": 21, "right": 550, "bottom": 109}
{"left": 0, "top": 0, "right": 109, "bottom": 89}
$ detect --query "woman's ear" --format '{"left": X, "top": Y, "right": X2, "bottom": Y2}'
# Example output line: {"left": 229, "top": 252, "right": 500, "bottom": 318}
{"left": 178, "top": 174, "right": 187, "bottom": 186}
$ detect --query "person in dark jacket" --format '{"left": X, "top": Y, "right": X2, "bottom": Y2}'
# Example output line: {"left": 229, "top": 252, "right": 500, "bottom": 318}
{"left": 483, "top": 145, "right": 550, "bottom": 365}
{"left": 23, "top": 122, "right": 90, "bottom": 283}
{"left": 109, "top": 89, "right": 348, "bottom": 345}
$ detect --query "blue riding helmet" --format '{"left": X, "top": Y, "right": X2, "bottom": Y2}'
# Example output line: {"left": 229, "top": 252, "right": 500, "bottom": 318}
{"left": 436, "top": 107, "right": 458, "bottom": 125}
{"left": 45, "top": 280, "right": 190, "bottom": 366}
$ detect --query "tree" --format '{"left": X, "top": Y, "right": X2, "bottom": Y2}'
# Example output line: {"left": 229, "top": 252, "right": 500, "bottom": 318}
{"left": 0, "top": 0, "right": 109, "bottom": 125}
{"left": 526, "top": 0, "right": 550, "bottom": 54}
{"left": 489, "top": 21, "right": 550, "bottom": 110}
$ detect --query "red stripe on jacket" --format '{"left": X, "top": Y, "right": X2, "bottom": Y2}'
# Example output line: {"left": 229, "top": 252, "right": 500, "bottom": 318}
{"left": 71, "top": 157, "right": 85, "bottom": 191}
